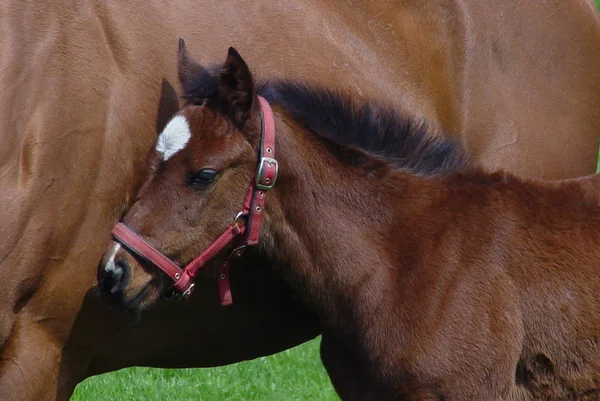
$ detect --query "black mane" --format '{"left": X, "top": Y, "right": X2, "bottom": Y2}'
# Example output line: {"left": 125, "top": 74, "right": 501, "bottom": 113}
{"left": 260, "top": 82, "right": 469, "bottom": 176}
{"left": 182, "top": 70, "right": 470, "bottom": 176}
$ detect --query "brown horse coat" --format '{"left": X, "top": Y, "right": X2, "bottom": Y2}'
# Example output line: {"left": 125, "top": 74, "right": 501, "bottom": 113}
{"left": 98, "top": 48, "right": 600, "bottom": 400}
{"left": 1, "top": 1, "right": 599, "bottom": 400}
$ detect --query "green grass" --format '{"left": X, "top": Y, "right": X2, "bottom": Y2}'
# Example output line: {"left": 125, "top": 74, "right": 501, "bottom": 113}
{"left": 74, "top": 3, "right": 600, "bottom": 400}
{"left": 590, "top": 0, "right": 598, "bottom": 168}
{"left": 72, "top": 338, "right": 338, "bottom": 401}
{"left": 593, "top": 0, "right": 599, "bottom": 171}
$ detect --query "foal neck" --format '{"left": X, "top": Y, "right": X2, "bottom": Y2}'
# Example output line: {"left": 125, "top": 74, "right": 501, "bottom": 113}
{"left": 258, "top": 109, "right": 433, "bottom": 326}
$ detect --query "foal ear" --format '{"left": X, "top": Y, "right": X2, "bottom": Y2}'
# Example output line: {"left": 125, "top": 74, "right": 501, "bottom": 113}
{"left": 178, "top": 38, "right": 204, "bottom": 96}
{"left": 218, "top": 47, "right": 255, "bottom": 128}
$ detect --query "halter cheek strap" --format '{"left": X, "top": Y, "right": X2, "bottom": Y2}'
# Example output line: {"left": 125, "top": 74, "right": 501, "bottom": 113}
{"left": 111, "top": 96, "right": 277, "bottom": 305}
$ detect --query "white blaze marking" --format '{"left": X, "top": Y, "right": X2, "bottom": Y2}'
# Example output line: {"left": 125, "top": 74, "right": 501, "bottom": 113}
{"left": 105, "top": 243, "right": 122, "bottom": 275}
{"left": 155, "top": 115, "right": 191, "bottom": 160}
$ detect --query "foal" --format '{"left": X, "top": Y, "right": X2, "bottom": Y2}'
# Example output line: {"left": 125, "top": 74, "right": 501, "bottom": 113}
{"left": 100, "top": 46, "right": 600, "bottom": 400}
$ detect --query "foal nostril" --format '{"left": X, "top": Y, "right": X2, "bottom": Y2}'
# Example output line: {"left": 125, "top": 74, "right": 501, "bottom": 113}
{"left": 101, "top": 257, "right": 130, "bottom": 295}
{"left": 114, "top": 259, "right": 129, "bottom": 278}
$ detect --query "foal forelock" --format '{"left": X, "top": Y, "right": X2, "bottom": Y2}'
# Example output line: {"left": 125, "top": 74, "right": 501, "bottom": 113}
{"left": 155, "top": 115, "right": 191, "bottom": 160}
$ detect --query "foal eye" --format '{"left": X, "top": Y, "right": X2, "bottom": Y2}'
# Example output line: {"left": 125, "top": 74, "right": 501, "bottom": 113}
{"left": 187, "top": 169, "right": 219, "bottom": 188}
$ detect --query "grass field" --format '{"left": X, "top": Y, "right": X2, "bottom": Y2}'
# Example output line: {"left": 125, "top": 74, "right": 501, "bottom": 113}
{"left": 72, "top": 338, "right": 337, "bottom": 401}
{"left": 595, "top": 0, "right": 599, "bottom": 172}
{"left": 73, "top": 3, "right": 600, "bottom": 400}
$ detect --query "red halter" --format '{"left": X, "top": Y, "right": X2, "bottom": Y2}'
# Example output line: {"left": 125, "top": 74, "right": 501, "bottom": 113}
{"left": 111, "top": 96, "right": 278, "bottom": 305}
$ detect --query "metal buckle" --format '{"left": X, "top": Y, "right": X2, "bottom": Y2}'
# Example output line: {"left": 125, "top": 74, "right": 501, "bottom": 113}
{"left": 234, "top": 211, "right": 246, "bottom": 224}
{"left": 229, "top": 244, "right": 247, "bottom": 259}
{"left": 167, "top": 282, "right": 195, "bottom": 300}
{"left": 256, "top": 157, "right": 278, "bottom": 190}
{"left": 181, "top": 283, "right": 195, "bottom": 299}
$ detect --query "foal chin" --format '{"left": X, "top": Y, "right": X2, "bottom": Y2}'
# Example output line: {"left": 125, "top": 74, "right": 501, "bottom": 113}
{"left": 97, "top": 241, "right": 166, "bottom": 311}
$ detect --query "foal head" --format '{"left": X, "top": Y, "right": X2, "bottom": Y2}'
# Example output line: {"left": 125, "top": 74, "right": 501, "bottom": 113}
{"left": 98, "top": 44, "right": 267, "bottom": 310}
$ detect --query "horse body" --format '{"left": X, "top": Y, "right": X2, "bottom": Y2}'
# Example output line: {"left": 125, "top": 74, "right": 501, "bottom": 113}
{"left": 2, "top": 1, "right": 600, "bottom": 399}
{"left": 102, "top": 47, "right": 600, "bottom": 399}
{"left": 255, "top": 104, "right": 600, "bottom": 400}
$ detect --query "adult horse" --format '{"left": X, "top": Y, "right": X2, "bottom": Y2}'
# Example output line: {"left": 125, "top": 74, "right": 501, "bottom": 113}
{"left": 101, "top": 47, "right": 600, "bottom": 400}
{"left": 1, "top": 1, "right": 599, "bottom": 400}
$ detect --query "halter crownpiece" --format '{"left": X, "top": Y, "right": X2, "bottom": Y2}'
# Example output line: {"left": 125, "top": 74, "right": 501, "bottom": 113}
{"left": 111, "top": 95, "right": 277, "bottom": 305}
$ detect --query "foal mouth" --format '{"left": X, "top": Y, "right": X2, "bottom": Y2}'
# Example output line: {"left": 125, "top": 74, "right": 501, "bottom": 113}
{"left": 124, "top": 281, "right": 154, "bottom": 310}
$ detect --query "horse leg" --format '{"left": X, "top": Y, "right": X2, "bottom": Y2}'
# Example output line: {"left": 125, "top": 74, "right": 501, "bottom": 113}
{"left": 0, "top": 320, "right": 65, "bottom": 401}
{"left": 320, "top": 332, "right": 384, "bottom": 401}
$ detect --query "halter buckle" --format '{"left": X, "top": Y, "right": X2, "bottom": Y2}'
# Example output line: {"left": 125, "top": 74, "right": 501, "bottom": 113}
{"left": 256, "top": 157, "right": 278, "bottom": 190}
{"left": 234, "top": 211, "right": 246, "bottom": 224}
{"left": 229, "top": 244, "right": 247, "bottom": 259}
{"left": 180, "top": 283, "right": 195, "bottom": 299}
{"left": 168, "top": 282, "right": 195, "bottom": 300}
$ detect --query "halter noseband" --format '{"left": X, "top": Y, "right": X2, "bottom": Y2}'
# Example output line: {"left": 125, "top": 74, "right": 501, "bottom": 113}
{"left": 110, "top": 96, "right": 278, "bottom": 305}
